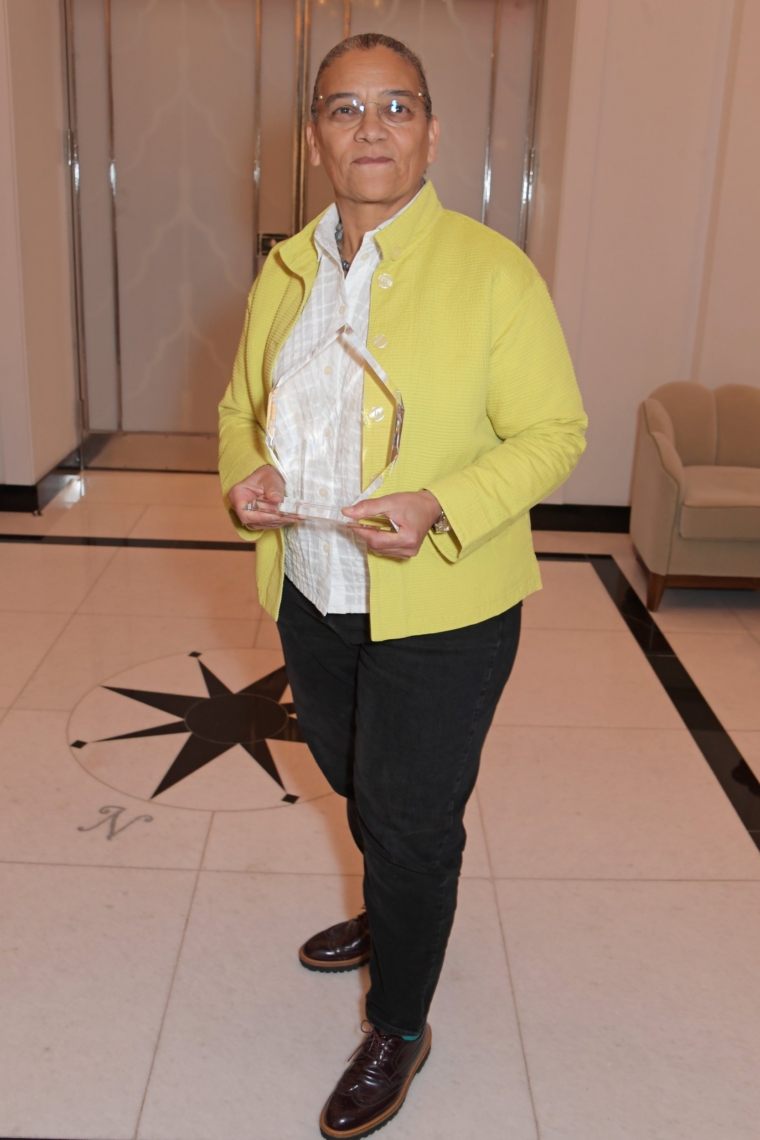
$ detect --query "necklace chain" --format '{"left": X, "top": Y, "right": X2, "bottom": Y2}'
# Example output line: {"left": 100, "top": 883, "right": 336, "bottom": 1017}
{"left": 335, "top": 220, "right": 351, "bottom": 276}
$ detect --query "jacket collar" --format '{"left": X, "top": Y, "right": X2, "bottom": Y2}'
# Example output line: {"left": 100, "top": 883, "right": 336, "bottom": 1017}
{"left": 275, "top": 180, "right": 443, "bottom": 278}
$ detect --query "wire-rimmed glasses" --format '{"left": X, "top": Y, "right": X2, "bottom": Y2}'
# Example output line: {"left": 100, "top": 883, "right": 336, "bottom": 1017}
{"left": 316, "top": 93, "right": 425, "bottom": 129}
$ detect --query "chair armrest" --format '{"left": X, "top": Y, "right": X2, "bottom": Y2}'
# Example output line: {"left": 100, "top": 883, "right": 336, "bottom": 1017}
{"left": 630, "top": 404, "right": 685, "bottom": 575}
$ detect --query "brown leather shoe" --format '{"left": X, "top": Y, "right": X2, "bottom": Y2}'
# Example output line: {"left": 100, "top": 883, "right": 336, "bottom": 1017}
{"left": 299, "top": 912, "right": 370, "bottom": 973}
{"left": 320, "top": 1023, "right": 432, "bottom": 1138}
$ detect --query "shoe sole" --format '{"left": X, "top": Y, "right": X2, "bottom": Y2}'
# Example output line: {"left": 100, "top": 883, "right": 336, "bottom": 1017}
{"left": 318, "top": 1025, "right": 432, "bottom": 1139}
{"left": 298, "top": 948, "right": 370, "bottom": 973}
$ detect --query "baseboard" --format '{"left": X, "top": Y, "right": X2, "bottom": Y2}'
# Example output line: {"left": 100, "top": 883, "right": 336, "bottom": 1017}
{"left": 530, "top": 504, "right": 631, "bottom": 533}
{"left": 0, "top": 469, "right": 77, "bottom": 513}
{"left": 1, "top": 476, "right": 632, "bottom": 530}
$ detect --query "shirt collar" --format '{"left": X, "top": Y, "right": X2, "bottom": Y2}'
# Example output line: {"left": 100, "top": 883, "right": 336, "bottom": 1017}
{"left": 313, "top": 179, "right": 428, "bottom": 264}
{"left": 276, "top": 179, "right": 442, "bottom": 277}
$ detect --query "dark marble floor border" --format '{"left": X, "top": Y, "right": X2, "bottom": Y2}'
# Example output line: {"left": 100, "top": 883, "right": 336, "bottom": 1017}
{"left": 576, "top": 553, "right": 760, "bottom": 852}
{"left": 0, "top": 534, "right": 251, "bottom": 551}
{"left": 531, "top": 503, "right": 630, "bottom": 532}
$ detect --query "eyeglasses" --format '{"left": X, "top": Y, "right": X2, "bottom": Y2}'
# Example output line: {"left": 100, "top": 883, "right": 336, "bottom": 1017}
{"left": 316, "top": 94, "right": 424, "bottom": 129}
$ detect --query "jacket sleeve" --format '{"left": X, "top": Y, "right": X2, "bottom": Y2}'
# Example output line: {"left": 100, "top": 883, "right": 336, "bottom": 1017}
{"left": 426, "top": 273, "right": 587, "bottom": 562}
{"left": 218, "top": 274, "right": 274, "bottom": 540}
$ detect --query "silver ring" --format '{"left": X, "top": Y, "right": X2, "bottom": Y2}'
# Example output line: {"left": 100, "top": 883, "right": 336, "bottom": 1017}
{"left": 244, "top": 501, "right": 256, "bottom": 512}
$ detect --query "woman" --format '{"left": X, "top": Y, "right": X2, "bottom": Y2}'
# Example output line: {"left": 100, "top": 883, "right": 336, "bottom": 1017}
{"left": 219, "top": 32, "right": 586, "bottom": 1139}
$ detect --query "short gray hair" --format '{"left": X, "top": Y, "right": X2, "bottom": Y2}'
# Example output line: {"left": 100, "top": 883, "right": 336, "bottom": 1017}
{"left": 310, "top": 33, "right": 433, "bottom": 121}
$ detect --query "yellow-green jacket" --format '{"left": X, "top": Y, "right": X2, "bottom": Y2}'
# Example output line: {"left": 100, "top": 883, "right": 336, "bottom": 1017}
{"left": 219, "top": 182, "right": 587, "bottom": 640}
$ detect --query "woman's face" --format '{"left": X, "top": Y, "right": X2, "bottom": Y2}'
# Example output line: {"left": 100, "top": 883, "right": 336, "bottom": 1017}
{"left": 306, "top": 45, "right": 439, "bottom": 206}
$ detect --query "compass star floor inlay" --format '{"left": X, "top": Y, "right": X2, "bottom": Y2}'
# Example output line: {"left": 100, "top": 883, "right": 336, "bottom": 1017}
{"left": 67, "top": 648, "right": 331, "bottom": 811}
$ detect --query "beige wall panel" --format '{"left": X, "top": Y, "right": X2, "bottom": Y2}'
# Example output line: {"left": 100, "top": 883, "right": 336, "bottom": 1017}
{"left": 111, "top": 0, "right": 256, "bottom": 433}
{"left": 304, "top": 0, "right": 346, "bottom": 224}
{"left": 5, "top": 0, "right": 79, "bottom": 481}
{"left": 527, "top": 0, "right": 577, "bottom": 292}
{"left": 694, "top": 0, "right": 760, "bottom": 391}
{"left": 259, "top": 0, "right": 296, "bottom": 242}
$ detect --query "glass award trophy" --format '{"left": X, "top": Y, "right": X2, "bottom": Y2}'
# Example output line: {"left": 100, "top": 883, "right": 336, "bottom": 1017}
{"left": 264, "top": 326, "right": 404, "bottom": 532}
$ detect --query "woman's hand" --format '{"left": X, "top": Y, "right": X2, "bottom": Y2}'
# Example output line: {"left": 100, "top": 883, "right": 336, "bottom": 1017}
{"left": 343, "top": 490, "right": 442, "bottom": 560}
{"left": 228, "top": 465, "right": 296, "bottom": 530}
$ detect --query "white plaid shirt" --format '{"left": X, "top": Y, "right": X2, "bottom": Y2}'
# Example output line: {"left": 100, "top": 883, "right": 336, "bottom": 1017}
{"left": 270, "top": 191, "right": 419, "bottom": 614}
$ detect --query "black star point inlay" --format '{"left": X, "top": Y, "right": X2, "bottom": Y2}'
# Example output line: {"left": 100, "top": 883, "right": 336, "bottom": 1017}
{"left": 82, "top": 660, "right": 304, "bottom": 800}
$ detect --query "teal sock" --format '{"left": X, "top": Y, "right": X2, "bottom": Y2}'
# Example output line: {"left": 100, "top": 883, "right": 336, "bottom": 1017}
{"left": 401, "top": 1032, "right": 421, "bottom": 1041}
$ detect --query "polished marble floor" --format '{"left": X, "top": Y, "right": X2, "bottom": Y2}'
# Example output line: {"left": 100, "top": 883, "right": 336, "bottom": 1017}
{"left": 1, "top": 473, "right": 760, "bottom": 1139}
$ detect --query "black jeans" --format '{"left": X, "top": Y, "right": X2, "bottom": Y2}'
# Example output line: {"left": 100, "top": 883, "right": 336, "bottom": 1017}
{"left": 277, "top": 577, "right": 521, "bottom": 1036}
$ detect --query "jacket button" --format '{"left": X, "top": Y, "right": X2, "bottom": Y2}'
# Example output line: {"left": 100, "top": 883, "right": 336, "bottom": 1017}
{"left": 368, "top": 406, "right": 385, "bottom": 422}
{"left": 377, "top": 274, "right": 393, "bottom": 289}
{"left": 390, "top": 246, "right": 402, "bottom": 260}
{"left": 372, "top": 334, "right": 388, "bottom": 349}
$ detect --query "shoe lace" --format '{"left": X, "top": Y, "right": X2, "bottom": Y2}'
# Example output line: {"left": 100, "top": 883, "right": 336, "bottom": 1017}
{"left": 347, "top": 1021, "right": 396, "bottom": 1065}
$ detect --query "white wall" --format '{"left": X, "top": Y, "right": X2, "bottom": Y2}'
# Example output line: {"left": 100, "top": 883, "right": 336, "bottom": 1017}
{"left": 0, "top": 0, "right": 78, "bottom": 486}
{"left": 543, "top": 0, "right": 746, "bottom": 506}
{"left": 692, "top": 0, "right": 760, "bottom": 390}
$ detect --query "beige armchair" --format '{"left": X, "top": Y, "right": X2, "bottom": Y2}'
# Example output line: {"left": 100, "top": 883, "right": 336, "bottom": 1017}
{"left": 630, "top": 382, "right": 760, "bottom": 610}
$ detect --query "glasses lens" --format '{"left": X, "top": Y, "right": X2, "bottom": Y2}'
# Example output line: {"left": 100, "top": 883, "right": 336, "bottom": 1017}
{"left": 326, "top": 98, "right": 363, "bottom": 126}
{"left": 379, "top": 98, "right": 417, "bottom": 125}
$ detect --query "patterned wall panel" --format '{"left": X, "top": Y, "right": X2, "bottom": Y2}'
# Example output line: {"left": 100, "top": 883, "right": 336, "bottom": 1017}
{"left": 69, "top": 0, "right": 538, "bottom": 444}
{"left": 304, "top": 0, "right": 349, "bottom": 225}
{"left": 258, "top": 0, "right": 297, "bottom": 245}
{"left": 111, "top": 0, "right": 256, "bottom": 433}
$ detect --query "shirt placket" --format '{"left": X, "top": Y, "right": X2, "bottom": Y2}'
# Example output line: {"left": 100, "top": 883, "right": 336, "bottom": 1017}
{"left": 323, "top": 263, "right": 356, "bottom": 600}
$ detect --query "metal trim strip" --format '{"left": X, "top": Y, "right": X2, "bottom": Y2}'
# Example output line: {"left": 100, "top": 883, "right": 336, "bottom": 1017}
{"left": 103, "top": 0, "right": 125, "bottom": 432}
{"left": 61, "top": 0, "right": 89, "bottom": 455}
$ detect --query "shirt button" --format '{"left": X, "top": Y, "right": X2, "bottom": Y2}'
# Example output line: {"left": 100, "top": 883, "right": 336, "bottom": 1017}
{"left": 377, "top": 273, "right": 393, "bottom": 289}
{"left": 361, "top": 252, "right": 370, "bottom": 261}
{"left": 390, "top": 245, "right": 402, "bottom": 260}
{"left": 322, "top": 543, "right": 329, "bottom": 554}
{"left": 323, "top": 365, "right": 333, "bottom": 375}
{"left": 338, "top": 305, "right": 346, "bottom": 315}
{"left": 324, "top": 427, "right": 332, "bottom": 438}
{"left": 368, "top": 406, "right": 385, "bottom": 422}
{"left": 318, "top": 487, "right": 328, "bottom": 498}
{"left": 372, "top": 334, "right": 388, "bottom": 349}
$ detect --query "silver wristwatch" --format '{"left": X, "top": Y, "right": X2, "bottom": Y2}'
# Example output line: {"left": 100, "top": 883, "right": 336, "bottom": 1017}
{"left": 431, "top": 510, "right": 451, "bottom": 534}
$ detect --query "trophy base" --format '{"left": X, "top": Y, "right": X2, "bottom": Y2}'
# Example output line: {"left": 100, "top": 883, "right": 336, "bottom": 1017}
{"left": 277, "top": 499, "right": 398, "bottom": 532}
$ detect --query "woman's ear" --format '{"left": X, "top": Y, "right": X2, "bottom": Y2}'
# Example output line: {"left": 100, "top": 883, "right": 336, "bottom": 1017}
{"left": 305, "top": 121, "right": 322, "bottom": 168}
{"left": 426, "top": 115, "right": 440, "bottom": 165}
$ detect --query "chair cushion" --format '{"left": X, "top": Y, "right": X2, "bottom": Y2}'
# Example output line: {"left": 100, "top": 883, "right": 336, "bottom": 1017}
{"left": 680, "top": 466, "right": 760, "bottom": 540}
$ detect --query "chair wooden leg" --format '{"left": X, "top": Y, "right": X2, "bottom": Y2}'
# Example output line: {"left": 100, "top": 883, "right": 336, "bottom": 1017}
{"left": 646, "top": 571, "right": 666, "bottom": 612}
